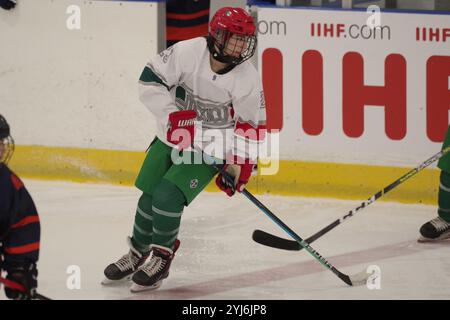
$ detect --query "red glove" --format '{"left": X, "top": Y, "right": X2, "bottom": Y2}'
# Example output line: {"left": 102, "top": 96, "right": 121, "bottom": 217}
{"left": 167, "top": 110, "right": 197, "bottom": 150}
{"left": 215, "top": 156, "right": 254, "bottom": 197}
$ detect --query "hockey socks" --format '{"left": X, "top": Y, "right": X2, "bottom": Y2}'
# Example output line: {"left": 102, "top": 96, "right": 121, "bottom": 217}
{"left": 132, "top": 192, "right": 154, "bottom": 253}
{"left": 132, "top": 179, "right": 185, "bottom": 252}
{"left": 151, "top": 179, "right": 185, "bottom": 250}
{"left": 438, "top": 170, "right": 450, "bottom": 223}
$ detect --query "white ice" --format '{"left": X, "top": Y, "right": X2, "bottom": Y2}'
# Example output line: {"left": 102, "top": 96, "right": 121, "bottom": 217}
{"left": 1, "top": 179, "right": 449, "bottom": 300}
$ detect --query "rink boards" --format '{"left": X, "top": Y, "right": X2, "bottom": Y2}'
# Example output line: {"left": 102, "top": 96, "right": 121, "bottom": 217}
{"left": 1, "top": 1, "right": 449, "bottom": 204}
{"left": 10, "top": 144, "right": 439, "bottom": 204}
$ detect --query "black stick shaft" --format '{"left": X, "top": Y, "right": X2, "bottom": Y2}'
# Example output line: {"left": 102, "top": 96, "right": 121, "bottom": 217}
{"left": 254, "top": 146, "right": 450, "bottom": 251}
{"left": 242, "top": 189, "right": 353, "bottom": 285}
{"left": 214, "top": 163, "right": 353, "bottom": 285}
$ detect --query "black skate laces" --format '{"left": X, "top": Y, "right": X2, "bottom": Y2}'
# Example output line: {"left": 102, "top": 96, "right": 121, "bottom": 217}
{"left": 430, "top": 217, "right": 450, "bottom": 232}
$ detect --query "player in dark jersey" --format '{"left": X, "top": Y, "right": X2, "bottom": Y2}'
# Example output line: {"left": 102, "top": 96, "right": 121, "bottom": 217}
{"left": 0, "top": 114, "right": 40, "bottom": 299}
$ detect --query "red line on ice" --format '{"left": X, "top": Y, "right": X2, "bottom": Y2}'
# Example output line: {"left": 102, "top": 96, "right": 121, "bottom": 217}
{"left": 125, "top": 240, "right": 446, "bottom": 300}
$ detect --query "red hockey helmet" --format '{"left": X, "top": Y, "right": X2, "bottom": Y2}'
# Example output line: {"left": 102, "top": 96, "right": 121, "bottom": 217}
{"left": 207, "top": 7, "right": 257, "bottom": 65}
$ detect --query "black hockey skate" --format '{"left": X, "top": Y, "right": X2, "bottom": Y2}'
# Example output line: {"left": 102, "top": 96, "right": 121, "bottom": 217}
{"left": 130, "top": 239, "right": 180, "bottom": 293}
{"left": 418, "top": 217, "right": 450, "bottom": 242}
{"left": 102, "top": 237, "right": 150, "bottom": 285}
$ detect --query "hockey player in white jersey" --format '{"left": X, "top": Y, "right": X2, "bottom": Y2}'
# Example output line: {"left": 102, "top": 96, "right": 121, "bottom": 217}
{"left": 103, "top": 7, "right": 267, "bottom": 292}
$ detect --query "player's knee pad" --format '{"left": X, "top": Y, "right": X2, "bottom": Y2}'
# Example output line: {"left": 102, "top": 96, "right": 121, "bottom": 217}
{"left": 152, "top": 179, "right": 186, "bottom": 209}
{"left": 138, "top": 192, "right": 153, "bottom": 209}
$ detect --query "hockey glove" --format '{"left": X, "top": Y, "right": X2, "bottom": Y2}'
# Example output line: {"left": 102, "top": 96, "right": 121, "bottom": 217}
{"left": 216, "top": 156, "right": 254, "bottom": 197}
{"left": 4, "top": 262, "right": 38, "bottom": 300}
{"left": 167, "top": 110, "right": 197, "bottom": 150}
{"left": 0, "top": 0, "right": 16, "bottom": 10}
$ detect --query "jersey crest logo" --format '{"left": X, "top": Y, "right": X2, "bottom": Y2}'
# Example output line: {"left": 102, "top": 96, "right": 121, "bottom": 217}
{"left": 175, "top": 84, "right": 233, "bottom": 128}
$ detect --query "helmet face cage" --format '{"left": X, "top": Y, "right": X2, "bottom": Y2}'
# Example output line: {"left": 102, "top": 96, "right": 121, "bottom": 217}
{"left": 210, "top": 29, "right": 257, "bottom": 65}
{"left": 0, "top": 135, "right": 14, "bottom": 165}
{"left": 0, "top": 115, "right": 14, "bottom": 165}
{"left": 208, "top": 7, "right": 257, "bottom": 65}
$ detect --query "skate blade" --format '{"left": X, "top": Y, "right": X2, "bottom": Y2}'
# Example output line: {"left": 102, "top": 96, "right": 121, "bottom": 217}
{"left": 418, "top": 236, "right": 434, "bottom": 243}
{"left": 417, "top": 235, "right": 450, "bottom": 243}
{"left": 130, "top": 281, "right": 162, "bottom": 293}
{"left": 101, "top": 275, "right": 132, "bottom": 286}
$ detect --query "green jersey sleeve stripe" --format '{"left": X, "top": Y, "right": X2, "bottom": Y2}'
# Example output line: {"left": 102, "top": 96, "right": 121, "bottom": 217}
{"left": 139, "top": 66, "right": 170, "bottom": 91}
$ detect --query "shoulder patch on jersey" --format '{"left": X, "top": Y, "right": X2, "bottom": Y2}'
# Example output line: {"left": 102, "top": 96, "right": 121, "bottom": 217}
{"left": 158, "top": 46, "right": 174, "bottom": 64}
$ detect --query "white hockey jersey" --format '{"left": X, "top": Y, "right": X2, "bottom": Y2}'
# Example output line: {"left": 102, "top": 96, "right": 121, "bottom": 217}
{"left": 138, "top": 37, "right": 266, "bottom": 161}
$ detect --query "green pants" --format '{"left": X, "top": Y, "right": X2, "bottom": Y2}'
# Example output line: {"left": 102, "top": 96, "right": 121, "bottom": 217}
{"left": 131, "top": 137, "right": 218, "bottom": 251}
{"left": 135, "top": 137, "right": 218, "bottom": 205}
{"left": 438, "top": 125, "right": 450, "bottom": 173}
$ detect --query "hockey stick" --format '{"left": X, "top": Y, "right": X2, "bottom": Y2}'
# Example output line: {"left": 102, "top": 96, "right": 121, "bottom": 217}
{"left": 253, "top": 146, "right": 450, "bottom": 251}
{"left": 205, "top": 156, "right": 372, "bottom": 286}
{"left": 0, "top": 276, "right": 51, "bottom": 300}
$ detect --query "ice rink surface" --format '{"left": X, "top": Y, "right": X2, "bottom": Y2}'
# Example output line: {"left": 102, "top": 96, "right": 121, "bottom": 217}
{"left": 1, "top": 179, "right": 449, "bottom": 300}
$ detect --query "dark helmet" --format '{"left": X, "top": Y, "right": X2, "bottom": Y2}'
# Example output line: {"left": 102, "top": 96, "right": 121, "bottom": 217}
{"left": 0, "top": 114, "right": 14, "bottom": 164}
{"left": 207, "top": 7, "right": 257, "bottom": 65}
